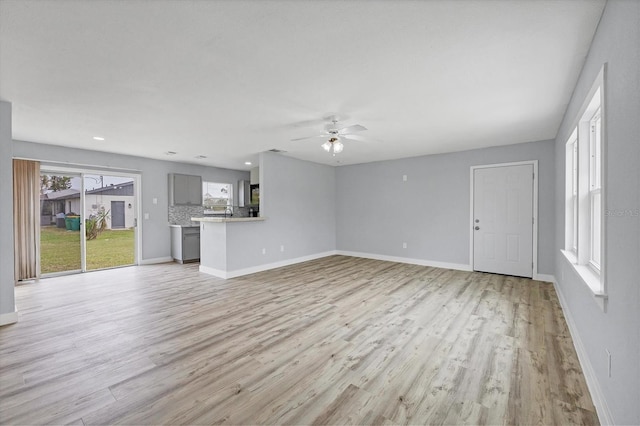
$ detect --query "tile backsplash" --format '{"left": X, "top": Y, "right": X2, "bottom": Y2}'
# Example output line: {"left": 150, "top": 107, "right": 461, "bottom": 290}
{"left": 168, "top": 205, "right": 204, "bottom": 226}
{"left": 168, "top": 205, "right": 254, "bottom": 225}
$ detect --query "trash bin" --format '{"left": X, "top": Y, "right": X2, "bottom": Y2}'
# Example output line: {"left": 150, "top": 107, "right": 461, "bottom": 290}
{"left": 56, "top": 213, "right": 66, "bottom": 228}
{"left": 70, "top": 216, "right": 80, "bottom": 231}
{"left": 65, "top": 216, "right": 80, "bottom": 231}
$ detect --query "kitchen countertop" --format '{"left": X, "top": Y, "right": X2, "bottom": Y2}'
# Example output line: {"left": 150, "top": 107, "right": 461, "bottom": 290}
{"left": 169, "top": 224, "right": 200, "bottom": 228}
{"left": 191, "top": 216, "right": 266, "bottom": 223}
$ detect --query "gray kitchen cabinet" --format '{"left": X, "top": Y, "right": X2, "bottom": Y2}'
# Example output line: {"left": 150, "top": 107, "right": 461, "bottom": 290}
{"left": 250, "top": 167, "right": 259, "bottom": 184}
{"left": 168, "top": 173, "right": 202, "bottom": 206}
{"left": 238, "top": 180, "right": 250, "bottom": 207}
{"left": 170, "top": 225, "right": 200, "bottom": 263}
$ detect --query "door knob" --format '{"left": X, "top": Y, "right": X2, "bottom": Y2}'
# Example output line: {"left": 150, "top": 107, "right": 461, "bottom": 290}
{"left": 474, "top": 226, "right": 480, "bottom": 230}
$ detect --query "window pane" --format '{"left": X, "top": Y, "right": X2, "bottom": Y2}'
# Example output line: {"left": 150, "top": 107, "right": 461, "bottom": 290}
{"left": 572, "top": 141, "right": 578, "bottom": 252}
{"left": 591, "top": 191, "right": 601, "bottom": 268}
{"left": 590, "top": 109, "right": 601, "bottom": 190}
{"left": 594, "top": 114, "right": 601, "bottom": 188}
{"left": 203, "top": 182, "right": 232, "bottom": 211}
{"left": 572, "top": 142, "right": 578, "bottom": 195}
{"left": 565, "top": 135, "right": 578, "bottom": 254}
{"left": 572, "top": 195, "right": 578, "bottom": 252}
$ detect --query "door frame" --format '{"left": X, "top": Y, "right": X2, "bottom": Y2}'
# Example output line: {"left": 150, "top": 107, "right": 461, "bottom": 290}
{"left": 39, "top": 165, "right": 142, "bottom": 273}
{"left": 469, "top": 160, "right": 540, "bottom": 279}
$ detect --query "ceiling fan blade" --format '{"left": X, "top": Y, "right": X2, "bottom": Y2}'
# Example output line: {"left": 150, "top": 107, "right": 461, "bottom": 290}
{"left": 339, "top": 124, "right": 367, "bottom": 134}
{"left": 290, "top": 134, "right": 328, "bottom": 141}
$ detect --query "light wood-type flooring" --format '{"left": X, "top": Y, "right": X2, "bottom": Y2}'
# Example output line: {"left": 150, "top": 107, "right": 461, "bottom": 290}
{"left": 0, "top": 255, "right": 598, "bottom": 425}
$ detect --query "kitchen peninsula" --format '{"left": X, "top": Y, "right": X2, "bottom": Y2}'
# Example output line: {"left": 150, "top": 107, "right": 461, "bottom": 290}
{"left": 192, "top": 216, "right": 266, "bottom": 279}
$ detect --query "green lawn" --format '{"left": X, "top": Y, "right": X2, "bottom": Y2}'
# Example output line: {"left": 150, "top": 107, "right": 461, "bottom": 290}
{"left": 40, "top": 226, "right": 135, "bottom": 274}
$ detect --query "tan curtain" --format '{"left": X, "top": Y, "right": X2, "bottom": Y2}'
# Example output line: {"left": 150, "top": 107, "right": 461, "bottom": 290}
{"left": 13, "top": 159, "right": 40, "bottom": 280}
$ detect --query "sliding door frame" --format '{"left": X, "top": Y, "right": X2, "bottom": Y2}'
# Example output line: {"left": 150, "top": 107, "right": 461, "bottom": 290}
{"left": 39, "top": 164, "right": 142, "bottom": 273}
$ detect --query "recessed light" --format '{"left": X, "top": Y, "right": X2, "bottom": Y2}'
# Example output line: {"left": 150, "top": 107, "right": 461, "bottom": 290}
{"left": 195, "top": 155, "right": 207, "bottom": 159}
{"left": 93, "top": 136, "right": 105, "bottom": 141}
{"left": 165, "top": 151, "right": 177, "bottom": 156}
{"left": 244, "top": 161, "right": 252, "bottom": 165}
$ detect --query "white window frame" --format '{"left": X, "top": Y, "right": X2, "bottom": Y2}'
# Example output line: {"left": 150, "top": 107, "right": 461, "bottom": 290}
{"left": 561, "top": 65, "right": 606, "bottom": 308}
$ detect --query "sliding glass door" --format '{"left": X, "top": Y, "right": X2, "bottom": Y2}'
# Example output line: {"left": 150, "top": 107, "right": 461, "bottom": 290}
{"left": 39, "top": 172, "right": 83, "bottom": 275}
{"left": 39, "top": 167, "right": 139, "bottom": 276}
{"left": 84, "top": 174, "right": 136, "bottom": 271}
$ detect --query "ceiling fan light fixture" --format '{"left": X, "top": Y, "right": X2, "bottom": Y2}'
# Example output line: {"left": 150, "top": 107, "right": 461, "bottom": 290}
{"left": 294, "top": 116, "right": 366, "bottom": 155}
{"left": 322, "top": 136, "right": 344, "bottom": 155}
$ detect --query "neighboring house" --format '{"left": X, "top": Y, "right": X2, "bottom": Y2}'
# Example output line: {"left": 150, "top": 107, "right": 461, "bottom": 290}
{"left": 40, "top": 182, "right": 134, "bottom": 229}
{"left": 40, "top": 188, "right": 80, "bottom": 225}
{"left": 84, "top": 182, "right": 135, "bottom": 229}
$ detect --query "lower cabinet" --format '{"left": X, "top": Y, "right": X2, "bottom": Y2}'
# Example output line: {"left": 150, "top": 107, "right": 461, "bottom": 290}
{"left": 170, "top": 225, "right": 200, "bottom": 263}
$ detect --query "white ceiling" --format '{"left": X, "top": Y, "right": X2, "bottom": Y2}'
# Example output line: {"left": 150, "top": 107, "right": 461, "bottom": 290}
{"left": 0, "top": 0, "right": 605, "bottom": 170}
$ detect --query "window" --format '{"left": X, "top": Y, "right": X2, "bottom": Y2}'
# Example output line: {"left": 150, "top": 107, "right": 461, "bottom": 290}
{"left": 563, "top": 66, "right": 605, "bottom": 296}
{"left": 589, "top": 108, "right": 602, "bottom": 270}
{"left": 565, "top": 129, "right": 578, "bottom": 254}
{"left": 203, "top": 182, "right": 232, "bottom": 214}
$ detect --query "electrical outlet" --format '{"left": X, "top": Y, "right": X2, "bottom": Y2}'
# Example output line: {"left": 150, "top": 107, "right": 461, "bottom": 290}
{"left": 606, "top": 349, "right": 611, "bottom": 377}
{"left": 402, "top": 242, "right": 407, "bottom": 249}
{"left": 280, "top": 245, "right": 284, "bottom": 252}
{"left": 262, "top": 248, "right": 266, "bottom": 255}
{"left": 144, "top": 213, "right": 149, "bottom": 220}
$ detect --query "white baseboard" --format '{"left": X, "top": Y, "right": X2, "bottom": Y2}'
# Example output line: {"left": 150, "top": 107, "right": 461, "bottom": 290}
{"left": 200, "top": 251, "right": 338, "bottom": 279}
{"left": 336, "top": 250, "right": 472, "bottom": 272}
{"left": 139, "top": 256, "right": 173, "bottom": 265}
{"left": 534, "top": 273, "right": 555, "bottom": 282}
{"left": 552, "top": 277, "right": 614, "bottom": 425}
{"left": 199, "top": 265, "right": 231, "bottom": 279}
{"left": 0, "top": 309, "right": 18, "bottom": 326}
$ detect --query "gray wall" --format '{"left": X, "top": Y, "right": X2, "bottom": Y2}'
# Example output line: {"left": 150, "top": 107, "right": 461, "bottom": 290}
{"left": 553, "top": 1, "right": 640, "bottom": 424}
{"left": 0, "top": 102, "right": 15, "bottom": 319}
{"left": 220, "top": 151, "right": 336, "bottom": 272}
{"left": 261, "top": 151, "right": 336, "bottom": 261}
{"left": 12, "top": 140, "right": 249, "bottom": 262}
{"left": 336, "top": 140, "right": 555, "bottom": 274}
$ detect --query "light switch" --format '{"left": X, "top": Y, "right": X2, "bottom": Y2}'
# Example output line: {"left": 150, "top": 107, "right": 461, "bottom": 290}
{"left": 152, "top": 197, "right": 158, "bottom": 205}
{"left": 403, "top": 175, "right": 407, "bottom": 181}
{"left": 144, "top": 213, "right": 150, "bottom": 220}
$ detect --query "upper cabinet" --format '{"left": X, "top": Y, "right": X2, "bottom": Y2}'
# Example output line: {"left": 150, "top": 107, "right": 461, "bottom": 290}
{"left": 169, "top": 173, "right": 202, "bottom": 206}
{"left": 250, "top": 167, "right": 259, "bottom": 185}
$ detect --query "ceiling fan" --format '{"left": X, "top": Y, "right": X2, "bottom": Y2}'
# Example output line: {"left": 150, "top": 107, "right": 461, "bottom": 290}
{"left": 291, "top": 117, "right": 367, "bottom": 155}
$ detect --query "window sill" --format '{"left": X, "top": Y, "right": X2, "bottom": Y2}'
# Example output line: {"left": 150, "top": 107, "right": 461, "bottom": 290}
{"left": 561, "top": 250, "right": 607, "bottom": 299}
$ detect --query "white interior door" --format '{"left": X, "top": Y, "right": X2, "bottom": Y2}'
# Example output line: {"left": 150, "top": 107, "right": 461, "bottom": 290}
{"left": 473, "top": 164, "right": 534, "bottom": 278}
